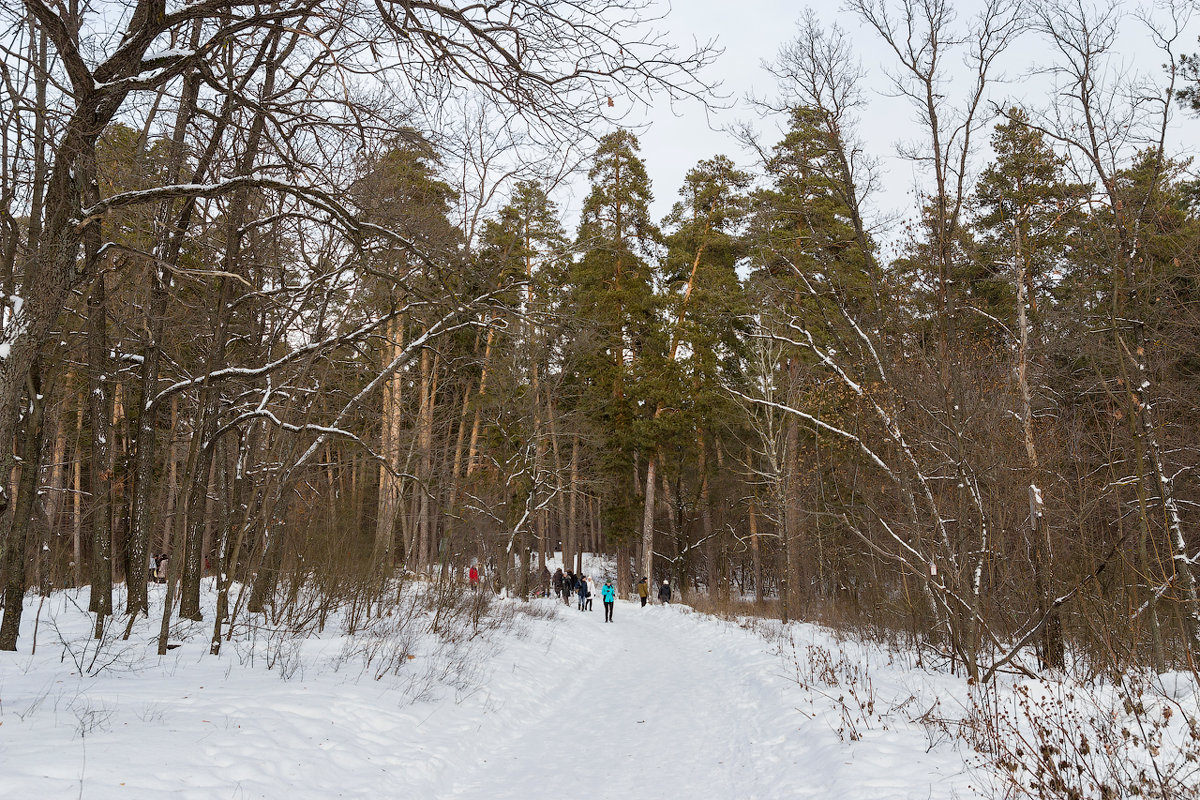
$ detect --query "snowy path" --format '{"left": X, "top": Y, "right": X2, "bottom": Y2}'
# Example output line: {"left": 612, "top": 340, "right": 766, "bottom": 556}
{"left": 440, "top": 601, "right": 801, "bottom": 798}
{"left": 402, "top": 598, "right": 971, "bottom": 799}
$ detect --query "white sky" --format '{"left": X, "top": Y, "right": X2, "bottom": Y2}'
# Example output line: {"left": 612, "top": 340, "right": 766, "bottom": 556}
{"left": 555, "top": 0, "right": 1200, "bottom": 247}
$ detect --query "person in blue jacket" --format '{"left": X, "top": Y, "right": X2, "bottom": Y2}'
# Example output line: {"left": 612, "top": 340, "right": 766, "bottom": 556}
{"left": 601, "top": 578, "right": 616, "bottom": 622}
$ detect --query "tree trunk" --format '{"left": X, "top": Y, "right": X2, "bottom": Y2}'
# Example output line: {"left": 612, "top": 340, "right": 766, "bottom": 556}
{"left": 640, "top": 454, "right": 657, "bottom": 597}
{"left": 72, "top": 397, "right": 84, "bottom": 588}
{"left": 466, "top": 325, "right": 495, "bottom": 477}
{"left": 87, "top": 276, "right": 114, "bottom": 634}
{"left": 128, "top": 262, "right": 171, "bottom": 618}
{"left": 566, "top": 435, "right": 579, "bottom": 574}
{"left": 374, "top": 314, "right": 404, "bottom": 564}
{"left": 700, "top": 478, "right": 718, "bottom": 601}
{"left": 662, "top": 472, "right": 680, "bottom": 596}
{"left": 1013, "top": 225, "right": 1063, "bottom": 671}
{"left": 549, "top": 401, "right": 569, "bottom": 566}
{"left": 443, "top": 380, "right": 471, "bottom": 557}
{"left": 163, "top": 395, "right": 179, "bottom": 556}
{"left": 128, "top": 20, "right": 207, "bottom": 617}
{"left": 0, "top": 362, "right": 45, "bottom": 650}
{"left": 41, "top": 391, "right": 68, "bottom": 595}
{"left": 749, "top": 492, "right": 763, "bottom": 605}
{"left": 416, "top": 348, "right": 436, "bottom": 572}
{"left": 784, "top": 406, "right": 803, "bottom": 618}
{"left": 111, "top": 381, "right": 130, "bottom": 591}
{"left": 616, "top": 540, "right": 630, "bottom": 598}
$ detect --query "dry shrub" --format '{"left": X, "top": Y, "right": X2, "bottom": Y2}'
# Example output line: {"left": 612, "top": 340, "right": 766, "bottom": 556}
{"left": 780, "top": 636, "right": 880, "bottom": 743}
{"left": 687, "top": 592, "right": 778, "bottom": 622}
{"left": 336, "top": 579, "right": 554, "bottom": 696}
{"left": 968, "top": 671, "right": 1200, "bottom": 800}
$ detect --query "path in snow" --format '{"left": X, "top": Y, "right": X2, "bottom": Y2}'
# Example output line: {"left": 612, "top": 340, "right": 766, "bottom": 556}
{"left": 443, "top": 601, "right": 795, "bottom": 797}
{"left": 406, "top": 599, "right": 965, "bottom": 799}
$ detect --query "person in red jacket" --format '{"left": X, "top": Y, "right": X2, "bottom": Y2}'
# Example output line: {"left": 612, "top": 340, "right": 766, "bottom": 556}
{"left": 469, "top": 565, "right": 480, "bottom": 590}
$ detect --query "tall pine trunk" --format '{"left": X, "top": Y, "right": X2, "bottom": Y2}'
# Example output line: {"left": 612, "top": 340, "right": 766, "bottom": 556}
{"left": 374, "top": 315, "right": 404, "bottom": 565}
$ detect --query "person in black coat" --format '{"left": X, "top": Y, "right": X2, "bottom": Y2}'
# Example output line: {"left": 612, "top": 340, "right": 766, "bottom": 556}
{"left": 658, "top": 579, "right": 672, "bottom": 604}
{"left": 552, "top": 567, "right": 564, "bottom": 599}
{"left": 577, "top": 576, "right": 589, "bottom": 611}
{"left": 563, "top": 571, "right": 575, "bottom": 605}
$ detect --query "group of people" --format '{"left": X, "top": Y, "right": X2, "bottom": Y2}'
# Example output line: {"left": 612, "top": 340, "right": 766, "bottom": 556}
{"left": 148, "top": 553, "right": 169, "bottom": 584}
{"left": 635, "top": 575, "right": 671, "bottom": 606}
{"left": 553, "top": 569, "right": 595, "bottom": 611}
{"left": 552, "top": 568, "right": 672, "bottom": 623}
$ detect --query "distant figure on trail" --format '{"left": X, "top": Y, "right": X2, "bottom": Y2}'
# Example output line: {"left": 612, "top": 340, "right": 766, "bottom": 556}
{"left": 149, "top": 554, "right": 158, "bottom": 582}
{"left": 564, "top": 570, "right": 576, "bottom": 605}
{"left": 636, "top": 576, "right": 649, "bottom": 607}
{"left": 601, "top": 578, "right": 615, "bottom": 622}
{"left": 156, "top": 554, "right": 169, "bottom": 584}
{"left": 469, "top": 565, "right": 480, "bottom": 590}
{"left": 553, "top": 567, "right": 564, "bottom": 599}
{"left": 584, "top": 576, "right": 595, "bottom": 611}
{"left": 658, "top": 579, "right": 671, "bottom": 604}
{"left": 541, "top": 565, "right": 552, "bottom": 597}
{"left": 577, "top": 576, "right": 589, "bottom": 611}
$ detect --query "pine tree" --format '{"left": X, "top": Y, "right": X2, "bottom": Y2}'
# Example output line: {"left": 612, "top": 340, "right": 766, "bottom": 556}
{"left": 975, "top": 110, "right": 1087, "bottom": 329}
{"left": 471, "top": 181, "right": 570, "bottom": 595}
{"left": 745, "top": 106, "right": 878, "bottom": 611}
{"left": 349, "top": 139, "right": 458, "bottom": 572}
{"left": 640, "top": 155, "right": 751, "bottom": 594}
{"left": 568, "top": 130, "right": 661, "bottom": 591}
{"left": 973, "top": 111, "right": 1088, "bottom": 670}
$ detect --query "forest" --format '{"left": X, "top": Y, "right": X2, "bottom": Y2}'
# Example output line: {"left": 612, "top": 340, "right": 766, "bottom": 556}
{"left": 1, "top": 0, "right": 1199, "bottom": 689}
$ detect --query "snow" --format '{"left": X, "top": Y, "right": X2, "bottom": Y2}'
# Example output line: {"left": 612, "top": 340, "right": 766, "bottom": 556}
{"left": 144, "top": 48, "right": 195, "bottom": 61}
{"left": 1, "top": 573, "right": 1196, "bottom": 799}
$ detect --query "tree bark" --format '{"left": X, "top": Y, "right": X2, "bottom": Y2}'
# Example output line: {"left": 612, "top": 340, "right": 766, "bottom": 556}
{"left": 41, "top": 389, "right": 68, "bottom": 595}
{"left": 783, "top": 406, "right": 802, "bottom": 618}
{"left": 87, "top": 276, "right": 114, "bottom": 632}
{"left": 72, "top": 397, "right": 84, "bottom": 588}
{"left": 0, "top": 362, "right": 44, "bottom": 650}
{"left": 374, "top": 314, "right": 404, "bottom": 564}
{"left": 567, "top": 434, "right": 579, "bottom": 574}
{"left": 749, "top": 490, "right": 763, "bottom": 605}
{"left": 639, "top": 454, "right": 657, "bottom": 596}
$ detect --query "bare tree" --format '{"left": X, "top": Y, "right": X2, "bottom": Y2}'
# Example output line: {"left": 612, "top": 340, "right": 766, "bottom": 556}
{"left": 0, "top": 0, "right": 717, "bottom": 649}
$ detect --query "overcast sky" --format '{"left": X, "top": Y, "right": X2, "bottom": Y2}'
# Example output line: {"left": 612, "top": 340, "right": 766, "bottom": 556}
{"left": 555, "top": 0, "right": 1200, "bottom": 248}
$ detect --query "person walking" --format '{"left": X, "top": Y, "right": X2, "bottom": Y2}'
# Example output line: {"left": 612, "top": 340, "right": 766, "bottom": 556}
{"left": 577, "top": 575, "right": 588, "bottom": 611}
{"left": 552, "top": 567, "right": 564, "bottom": 600}
{"left": 658, "top": 579, "right": 671, "bottom": 604}
{"left": 636, "top": 576, "right": 649, "bottom": 607}
{"left": 469, "top": 564, "right": 480, "bottom": 590}
{"left": 584, "top": 576, "right": 595, "bottom": 611}
{"left": 563, "top": 570, "right": 576, "bottom": 605}
{"left": 601, "top": 578, "right": 616, "bottom": 622}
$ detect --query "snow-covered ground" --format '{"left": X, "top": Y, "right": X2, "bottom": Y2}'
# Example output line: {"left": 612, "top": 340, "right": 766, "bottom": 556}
{"left": 1, "top": 572, "right": 1196, "bottom": 799}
